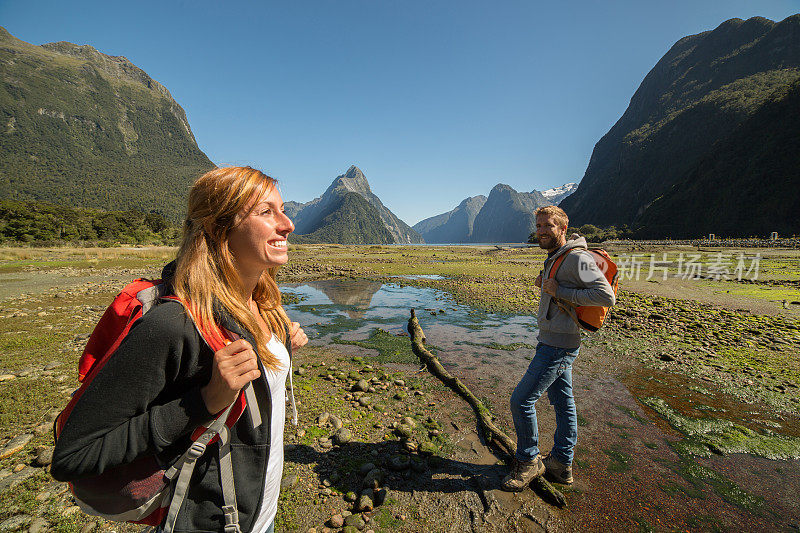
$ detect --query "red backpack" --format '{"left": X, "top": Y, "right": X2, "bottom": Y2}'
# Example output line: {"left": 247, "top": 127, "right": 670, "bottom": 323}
{"left": 548, "top": 248, "right": 619, "bottom": 331}
{"left": 55, "top": 279, "right": 258, "bottom": 533}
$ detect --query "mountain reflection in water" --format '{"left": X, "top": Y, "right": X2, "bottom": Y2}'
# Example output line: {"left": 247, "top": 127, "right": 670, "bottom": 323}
{"left": 280, "top": 279, "right": 539, "bottom": 375}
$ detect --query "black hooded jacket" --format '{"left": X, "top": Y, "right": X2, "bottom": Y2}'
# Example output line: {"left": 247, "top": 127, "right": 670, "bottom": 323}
{"left": 52, "top": 267, "right": 287, "bottom": 532}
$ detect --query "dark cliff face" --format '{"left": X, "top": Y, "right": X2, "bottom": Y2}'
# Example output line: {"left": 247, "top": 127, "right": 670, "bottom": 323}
{"left": 469, "top": 184, "right": 549, "bottom": 243}
{"left": 560, "top": 15, "right": 800, "bottom": 232}
{"left": 0, "top": 27, "right": 214, "bottom": 220}
{"left": 635, "top": 78, "right": 800, "bottom": 238}
{"left": 291, "top": 166, "right": 422, "bottom": 244}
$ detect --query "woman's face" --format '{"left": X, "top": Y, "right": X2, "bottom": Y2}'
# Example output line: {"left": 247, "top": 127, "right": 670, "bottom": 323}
{"left": 227, "top": 185, "right": 295, "bottom": 278}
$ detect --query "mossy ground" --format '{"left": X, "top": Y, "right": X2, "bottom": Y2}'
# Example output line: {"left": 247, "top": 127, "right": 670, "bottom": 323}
{"left": 1, "top": 244, "right": 799, "bottom": 531}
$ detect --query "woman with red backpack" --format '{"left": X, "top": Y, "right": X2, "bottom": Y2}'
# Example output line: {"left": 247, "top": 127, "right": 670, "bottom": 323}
{"left": 52, "top": 166, "right": 307, "bottom": 533}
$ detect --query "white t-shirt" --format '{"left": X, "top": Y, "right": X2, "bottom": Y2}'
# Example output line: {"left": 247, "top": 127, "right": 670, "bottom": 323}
{"left": 251, "top": 334, "right": 290, "bottom": 533}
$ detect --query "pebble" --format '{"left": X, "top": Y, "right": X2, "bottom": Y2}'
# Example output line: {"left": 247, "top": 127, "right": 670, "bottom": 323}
{"left": 0, "top": 515, "right": 31, "bottom": 531}
{"left": 13, "top": 464, "right": 25, "bottom": 473}
{"left": 80, "top": 522, "right": 96, "bottom": 533}
{"left": 344, "top": 514, "right": 365, "bottom": 530}
{"left": 353, "top": 379, "right": 370, "bottom": 392}
{"left": 280, "top": 474, "right": 298, "bottom": 490}
{"left": 35, "top": 446, "right": 54, "bottom": 467}
{"left": 359, "top": 462, "right": 376, "bottom": 474}
{"left": 317, "top": 412, "right": 331, "bottom": 426}
{"left": 62, "top": 506, "right": 81, "bottom": 516}
{"left": 388, "top": 454, "right": 411, "bottom": 471}
{"left": 43, "top": 361, "right": 62, "bottom": 371}
{"left": 296, "top": 429, "right": 306, "bottom": 438}
{"left": 28, "top": 517, "right": 48, "bottom": 533}
{"left": 329, "top": 414, "right": 343, "bottom": 429}
{"left": 344, "top": 491, "right": 357, "bottom": 502}
{"left": 329, "top": 514, "right": 344, "bottom": 528}
{"left": 356, "top": 489, "right": 374, "bottom": 512}
{"left": 0, "top": 374, "right": 15, "bottom": 383}
{"left": 333, "top": 428, "right": 352, "bottom": 445}
{"left": 362, "top": 468, "right": 384, "bottom": 489}
{"left": 0, "top": 466, "right": 36, "bottom": 492}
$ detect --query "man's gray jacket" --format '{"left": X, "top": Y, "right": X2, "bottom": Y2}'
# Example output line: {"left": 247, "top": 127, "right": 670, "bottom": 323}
{"left": 537, "top": 235, "right": 616, "bottom": 349}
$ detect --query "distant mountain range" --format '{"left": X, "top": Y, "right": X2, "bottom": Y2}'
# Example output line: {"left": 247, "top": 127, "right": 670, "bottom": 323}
{"left": 4, "top": 16, "right": 798, "bottom": 242}
{"left": 413, "top": 182, "right": 577, "bottom": 243}
{"left": 560, "top": 15, "right": 800, "bottom": 237}
{"left": 0, "top": 27, "right": 214, "bottom": 220}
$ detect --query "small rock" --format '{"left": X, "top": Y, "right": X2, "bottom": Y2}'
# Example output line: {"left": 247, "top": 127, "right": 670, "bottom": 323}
{"left": 296, "top": 366, "right": 306, "bottom": 376}
{"left": 0, "top": 515, "right": 31, "bottom": 531}
{"left": 359, "top": 462, "right": 376, "bottom": 474}
{"left": 280, "top": 474, "right": 299, "bottom": 490}
{"left": 34, "top": 446, "right": 54, "bottom": 467}
{"left": 28, "top": 517, "right": 48, "bottom": 533}
{"left": 358, "top": 396, "right": 371, "bottom": 407}
{"left": 329, "top": 414, "right": 343, "bottom": 429}
{"left": 374, "top": 488, "right": 388, "bottom": 506}
{"left": 362, "top": 468, "right": 384, "bottom": 489}
{"left": 296, "top": 429, "right": 306, "bottom": 438}
{"left": 0, "top": 466, "right": 34, "bottom": 492}
{"left": 356, "top": 489, "right": 374, "bottom": 512}
{"left": 401, "top": 416, "right": 417, "bottom": 428}
{"left": 344, "top": 491, "right": 357, "bottom": 502}
{"left": 43, "top": 361, "right": 62, "bottom": 371}
{"left": 394, "top": 392, "right": 407, "bottom": 400}
{"left": 62, "top": 506, "right": 81, "bottom": 516}
{"left": 342, "top": 527, "right": 359, "bottom": 533}
{"left": 0, "top": 374, "right": 16, "bottom": 383}
{"left": 344, "top": 514, "right": 365, "bottom": 530}
{"left": 394, "top": 379, "right": 405, "bottom": 386}
{"left": 317, "top": 412, "right": 331, "bottom": 426}
{"left": 0, "top": 434, "right": 33, "bottom": 460}
{"left": 13, "top": 464, "right": 24, "bottom": 473}
{"left": 329, "top": 514, "right": 344, "bottom": 528}
{"left": 353, "top": 379, "right": 370, "bottom": 392}
{"left": 333, "top": 428, "right": 352, "bottom": 445}
{"left": 80, "top": 522, "right": 96, "bottom": 533}
{"left": 34, "top": 423, "right": 50, "bottom": 436}
{"left": 395, "top": 425, "right": 413, "bottom": 440}
{"left": 388, "top": 454, "right": 411, "bottom": 471}
{"left": 418, "top": 441, "right": 438, "bottom": 456}
{"left": 659, "top": 353, "right": 676, "bottom": 362}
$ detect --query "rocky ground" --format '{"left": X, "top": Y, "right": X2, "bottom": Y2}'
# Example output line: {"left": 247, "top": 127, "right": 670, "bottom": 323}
{"left": 0, "top": 244, "right": 798, "bottom": 532}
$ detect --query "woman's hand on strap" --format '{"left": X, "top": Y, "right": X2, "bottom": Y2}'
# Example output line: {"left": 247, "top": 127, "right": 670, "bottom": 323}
{"left": 289, "top": 321, "right": 308, "bottom": 351}
{"left": 201, "top": 339, "right": 261, "bottom": 414}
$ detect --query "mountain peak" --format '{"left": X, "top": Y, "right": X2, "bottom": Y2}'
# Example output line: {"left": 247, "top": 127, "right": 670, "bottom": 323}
{"left": 333, "top": 165, "right": 372, "bottom": 194}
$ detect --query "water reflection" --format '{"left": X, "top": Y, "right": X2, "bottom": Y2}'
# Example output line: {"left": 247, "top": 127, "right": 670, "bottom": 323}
{"left": 280, "top": 279, "right": 539, "bottom": 377}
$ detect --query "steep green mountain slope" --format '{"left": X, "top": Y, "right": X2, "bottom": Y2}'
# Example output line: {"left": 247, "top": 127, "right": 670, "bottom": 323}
{"left": 560, "top": 15, "right": 800, "bottom": 231}
{"left": 469, "top": 184, "right": 549, "bottom": 243}
{"left": 291, "top": 192, "right": 394, "bottom": 244}
{"left": 0, "top": 27, "right": 214, "bottom": 220}
{"left": 636, "top": 79, "right": 800, "bottom": 238}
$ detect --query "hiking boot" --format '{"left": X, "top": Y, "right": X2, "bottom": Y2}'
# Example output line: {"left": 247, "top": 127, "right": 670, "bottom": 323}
{"left": 500, "top": 455, "right": 545, "bottom": 492}
{"left": 542, "top": 453, "right": 573, "bottom": 484}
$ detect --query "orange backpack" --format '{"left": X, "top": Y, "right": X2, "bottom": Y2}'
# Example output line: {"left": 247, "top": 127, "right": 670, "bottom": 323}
{"left": 547, "top": 248, "right": 619, "bottom": 331}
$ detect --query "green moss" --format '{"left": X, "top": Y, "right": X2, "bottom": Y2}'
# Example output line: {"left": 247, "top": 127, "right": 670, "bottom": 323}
{"left": 641, "top": 396, "right": 800, "bottom": 459}
{"left": 666, "top": 444, "right": 764, "bottom": 513}
{"left": 333, "top": 328, "right": 418, "bottom": 364}
{"left": 616, "top": 405, "right": 650, "bottom": 424}
{"left": 603, "top": 445, "right": 631, "bottom": 472}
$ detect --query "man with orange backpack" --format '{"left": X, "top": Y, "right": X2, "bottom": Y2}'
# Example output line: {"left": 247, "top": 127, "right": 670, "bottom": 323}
{"left": 501, "top": 205, "right": 616, "bottom": 491}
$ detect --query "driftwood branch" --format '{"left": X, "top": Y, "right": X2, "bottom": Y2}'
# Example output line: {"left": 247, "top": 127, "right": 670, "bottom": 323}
{"left": 407, "top": 309, "right": 567, "bottom": 508}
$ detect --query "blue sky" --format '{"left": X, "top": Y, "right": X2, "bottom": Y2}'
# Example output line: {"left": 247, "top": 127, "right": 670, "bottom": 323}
{"left": 2, "top": 0, "right": 798, "bottom": 225}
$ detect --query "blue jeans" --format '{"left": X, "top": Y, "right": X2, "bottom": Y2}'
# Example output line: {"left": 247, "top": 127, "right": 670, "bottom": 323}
{"left": 510, "top": 342, "right": 579, "bottom": 465}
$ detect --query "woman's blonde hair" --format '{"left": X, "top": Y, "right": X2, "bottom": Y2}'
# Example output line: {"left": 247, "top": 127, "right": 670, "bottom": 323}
{"left": 172, "top": 166, "right": 290, "bottom": 369}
